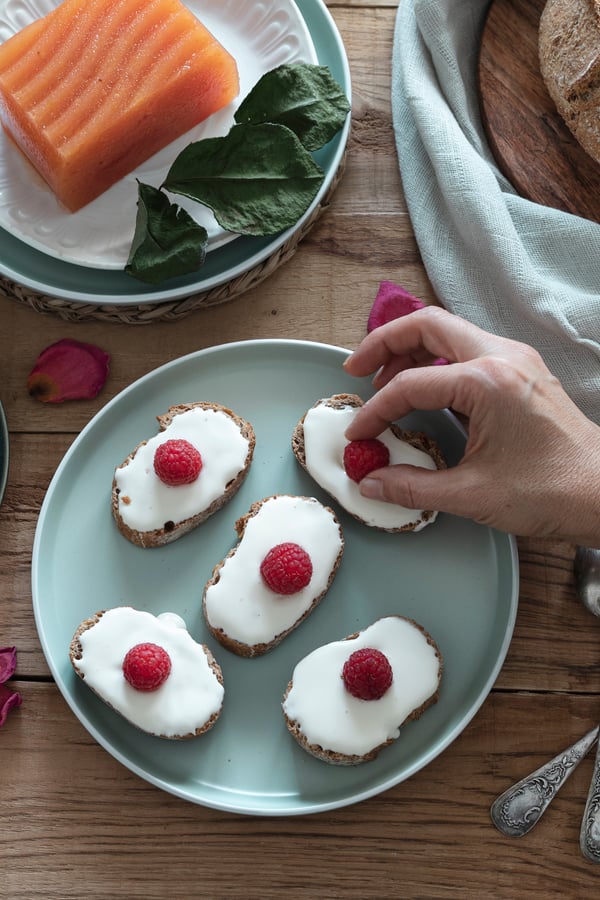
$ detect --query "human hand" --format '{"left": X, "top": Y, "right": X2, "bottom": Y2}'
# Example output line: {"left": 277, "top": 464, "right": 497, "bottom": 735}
{"left": 343, "top": 306, "right": 600, "bottom": 542}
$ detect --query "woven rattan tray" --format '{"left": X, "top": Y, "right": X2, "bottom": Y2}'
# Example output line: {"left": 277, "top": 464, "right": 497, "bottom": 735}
{"left": 1, "top": 152, "right": 346, "bottom": 324}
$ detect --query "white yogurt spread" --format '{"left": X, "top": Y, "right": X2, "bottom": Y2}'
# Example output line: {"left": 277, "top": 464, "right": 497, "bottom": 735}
{"left": 203, "top": 495, "right": 343, "bottom": 648}
{"left": 75, "top": 607, "right": 224, "bottom": 738}
{"left": 302, "top": 401, "right": 439, "bottom": 530}
{"left": 114, "top": 407, "right": 251, "bottom": 533}
{"left": 282, "top": 616, "right": 441, "bottom": 757}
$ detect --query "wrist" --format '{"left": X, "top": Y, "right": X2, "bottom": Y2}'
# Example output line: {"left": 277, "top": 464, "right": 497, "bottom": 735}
{"left": 551, "top": 421, "right": 600, "bottom": 545}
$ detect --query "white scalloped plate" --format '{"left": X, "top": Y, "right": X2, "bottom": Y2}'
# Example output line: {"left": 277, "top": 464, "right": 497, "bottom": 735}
{"left": 0, "top": 0, "right": 317, "bottom": 268}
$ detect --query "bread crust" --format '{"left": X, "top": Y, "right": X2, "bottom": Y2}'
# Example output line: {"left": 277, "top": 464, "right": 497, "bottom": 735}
{"left": 291, "top": 393, "right": 446, "bottom": 532}
{"left": 112, "top": 401, "right": 255, "bottom": 548}
{"left": 202, "top": 494, "right": 345, "bottom": 657}
{"left": 69, "top": 609, "right": 224, "bottom": 739}
{"left": 282, "top": 615, "right": 443, "bottom": 765}
{"left": 539, "top": 0, "right": 600, "bottom": 164}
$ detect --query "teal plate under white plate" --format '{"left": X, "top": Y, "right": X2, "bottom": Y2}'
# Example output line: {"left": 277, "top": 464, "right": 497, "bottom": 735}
{"left": 0, "top": 0, "right": 350, "bottom": 305}
{"left": 32, "top": 341, "right": 519, "bottom": 815}
{"left": 0, "top": 400, "right": 8, "bottom": 506}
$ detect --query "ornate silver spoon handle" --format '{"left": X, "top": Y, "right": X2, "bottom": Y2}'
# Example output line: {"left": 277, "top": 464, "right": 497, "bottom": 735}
{"left": 490, "top": 726, "right": 600, "bottom": 837}
{"left": 580, "top": 737, "right": 600, "bottom": 862}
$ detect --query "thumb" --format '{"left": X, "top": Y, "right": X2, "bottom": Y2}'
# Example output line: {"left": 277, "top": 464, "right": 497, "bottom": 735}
{"left": 359, "top": 464, "right": 474, "bottom": 519}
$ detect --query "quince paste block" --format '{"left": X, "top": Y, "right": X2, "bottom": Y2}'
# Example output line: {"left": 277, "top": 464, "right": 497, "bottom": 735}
{"left": 0, "top": 0, "right": 239, "bottom": 211}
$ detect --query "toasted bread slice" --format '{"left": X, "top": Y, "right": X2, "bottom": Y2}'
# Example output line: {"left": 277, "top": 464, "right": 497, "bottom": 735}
{"left": 203, "top": 494, "right": 344, "bottom": 657}
{"left": 112, "top": 401, "right": 255, "bottom": 548}
{"left": 282, "top": 615, "right": 442, "bottom": 765}
{"left": 292, "top": 393, "right": 445, "bottom": 532}
{"left": 70, "top": 607, "right": 224, "bottom": 739}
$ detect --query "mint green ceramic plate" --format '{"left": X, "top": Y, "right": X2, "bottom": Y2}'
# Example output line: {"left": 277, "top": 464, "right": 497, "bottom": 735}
{"left": 0, "top": 0, "right": 350, "bottom": 305}
{"left": 32, "top": 341, "right": 519, "bottom": 814}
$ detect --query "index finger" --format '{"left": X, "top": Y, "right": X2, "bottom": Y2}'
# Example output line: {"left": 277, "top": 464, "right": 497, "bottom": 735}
{"left": 343, "top": 307, "right": 499, "bottom": 378}
{"left": 345, "top": 363, "right": 468, "bottom": 440}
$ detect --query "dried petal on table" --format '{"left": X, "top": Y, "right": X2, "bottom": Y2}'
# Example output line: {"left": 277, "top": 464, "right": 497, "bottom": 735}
{"left": 367, "top": 280, "right": 426, "bottom": 332}
{"left": 0, "top": 646, "right": 17, "bottom": 682}
{"left": 0, "top": 647, "right": 21, "bottom": 727}
{"left": 27, "top": 338, "right": 110, "bottom": 403}
{"left": 367, "top": 281, "right": 448, "bottom": 366}
{"left": 0, "top": 682, "right": 22, "bottom": 726}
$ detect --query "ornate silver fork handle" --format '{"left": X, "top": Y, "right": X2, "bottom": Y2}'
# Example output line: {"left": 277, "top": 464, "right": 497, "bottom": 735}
{"left": 490, "top": 726, "right": 600, "bottom": 838}
{"left": 581, "top": 737, "right": 600, "bottom": 863}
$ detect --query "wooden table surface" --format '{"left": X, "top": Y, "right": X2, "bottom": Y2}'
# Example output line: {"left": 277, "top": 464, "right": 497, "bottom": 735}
{"left": 1, "top": 1, "right": 600, "bottom": 896}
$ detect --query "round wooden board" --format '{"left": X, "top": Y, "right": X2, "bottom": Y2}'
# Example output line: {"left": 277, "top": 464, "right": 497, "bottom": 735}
{"left": 478, "top": 0, "right": 600, "bottom": 223}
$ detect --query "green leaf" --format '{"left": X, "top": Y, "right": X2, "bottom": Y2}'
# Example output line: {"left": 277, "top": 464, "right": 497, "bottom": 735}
{"left": 125, "top": 182, "right": 208, "bottom": 285}
{"left": 234, "top": 63, "right": 350, "bottom": 151}
{"left": 164, "top": 123, "right": 324, "bottom": 235}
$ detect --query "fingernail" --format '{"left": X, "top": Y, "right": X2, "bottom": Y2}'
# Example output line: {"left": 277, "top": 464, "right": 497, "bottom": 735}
{"left": 342, "top": 354, "right": 353, "bottom": 369}
{"left": 359, "top": 477, "right": 383, "bottom": 500}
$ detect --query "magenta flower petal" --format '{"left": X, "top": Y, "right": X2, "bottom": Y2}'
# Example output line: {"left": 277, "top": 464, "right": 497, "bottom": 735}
{"left": 367, "top": 281, "right": 448, "bottom": 365}
{"left": 27, "top": 338, "right": 110, "bottom": 403}
{"left": 0, "top": 646, "right": 17, "bottom": 683}
{"left": 367, "top": 281, "right": 425, "bottom": 333}
{"left": 0, "top": 682, "right": 22, "bottom": 726}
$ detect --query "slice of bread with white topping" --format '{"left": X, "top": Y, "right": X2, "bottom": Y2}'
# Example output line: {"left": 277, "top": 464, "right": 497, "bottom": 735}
{"left": 292, "top": 393, "right": 445, "bottom": 532}
{"left": 202, "top": 494, "right": 344, "bottom": 657}
{"left": 70, "top": 607, "right": 224, "bottom": 739}
{"left": 112, "top": 401, "right": 255, "bottom": 548}
{"left": 282, "top": 615, "right": 442, "bottom": 765}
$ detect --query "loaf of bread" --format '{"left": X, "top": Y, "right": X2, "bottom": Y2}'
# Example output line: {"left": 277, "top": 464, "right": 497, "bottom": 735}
{"left": 292, "top": 393, "right": 445, "bottom": 532}
{"left": 539, "top": 0, "right": 600, "bottom": 164}
{"left": 203, "top": 494, "right": 344, "bottom": 657}
{"left": 282, "top": 615, "right": 443, "bottom": 765}
{"left": 70, "top": 607, "right": 224, "bottom": 739}
{"left": 112, "top": 401, "right": 255, "bottom": 547}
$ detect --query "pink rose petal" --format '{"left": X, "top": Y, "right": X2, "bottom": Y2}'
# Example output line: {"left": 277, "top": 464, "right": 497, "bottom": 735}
{"left": 367, "top": 281, "right": 448, "bottom": 365}
{"left": 27, "top": 338, "right": 110, "bottom": 403}
{"left": 367, "top": 281, "right": 426, "bottom": 332}
{"left": 0, "top": 683, "right": 22, "bottom": 726}
{"left": 0, "top": 648, "right": 21, "bottom": 726}
{"left": 0, "top": 646, "right": 17, "bottom": 683}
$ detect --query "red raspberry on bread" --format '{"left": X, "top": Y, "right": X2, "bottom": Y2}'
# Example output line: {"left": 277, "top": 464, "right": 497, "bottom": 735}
{"left": 342, "top": 647, "right": 393, "bottom": 700}
{"left": 260, "top": 542, "right": 313, "bottom": 595}
{"left": 154, "top": 439, "right": 202, "bottom": 486}
{"left": 343, "top": 439, "right": 390, "bottom": 483}
{"left": 122, "top": 642, "right": 172, "bottom": 691}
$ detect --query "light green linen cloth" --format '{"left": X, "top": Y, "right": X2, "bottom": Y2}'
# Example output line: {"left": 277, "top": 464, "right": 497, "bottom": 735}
{"left": 392, "top": 0, "right": 600, "bottom": 424}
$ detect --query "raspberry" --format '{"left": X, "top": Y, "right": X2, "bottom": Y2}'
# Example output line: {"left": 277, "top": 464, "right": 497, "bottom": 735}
{"left": 122, "top": 642, "right": 172, "bottom": 692}
{"left": 343, "top": 439, "right": 390, "bottom": 483}
{"left": 342, "top": 647, "right": 393, "bottom": 700}
{"left": 154, "top": 439, "right": 202, "bottom": 486}
{"left": 260, "top": 542, "right": 313, "bottom": 595}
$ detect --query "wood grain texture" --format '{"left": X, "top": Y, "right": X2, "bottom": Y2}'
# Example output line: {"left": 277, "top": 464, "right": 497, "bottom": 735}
{"left": 478, "top": 0, "right": 600, "bottom": 221}
{"left": 1, "top": 686, "right": 599, "bottom": 897}
{"left": 0, "top": 2, "right": 598, "bottom": 895}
